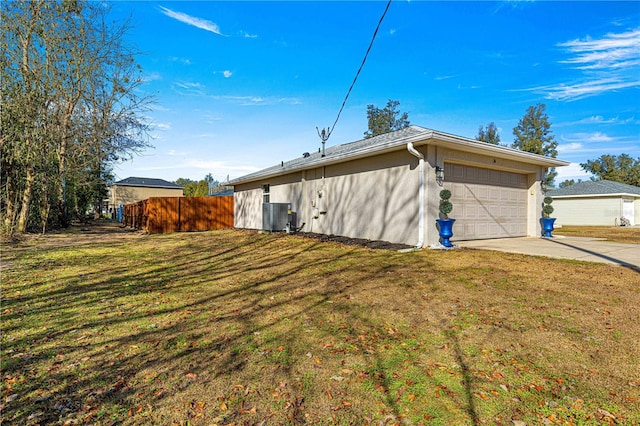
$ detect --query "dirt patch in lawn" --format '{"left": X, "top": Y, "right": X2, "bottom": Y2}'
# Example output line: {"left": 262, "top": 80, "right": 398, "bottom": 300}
{"left": 554, "top": 225, "right": 640, "bottom": 244}
{"left": 2, "top": 227, "right": 639, "bottom": 425}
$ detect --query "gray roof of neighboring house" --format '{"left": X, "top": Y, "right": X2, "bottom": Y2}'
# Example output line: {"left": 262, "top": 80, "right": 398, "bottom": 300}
{"left": 114, "top": 177, "right": 183, "bottom": 189}
{"left": 210, "top": 189, "right": 234, "bottom": 197}
{"left": 548, "top": 180, "right": 640, "bottom": 197}
{"left": 229, "top": 125, "right": 568, "bottom": 185}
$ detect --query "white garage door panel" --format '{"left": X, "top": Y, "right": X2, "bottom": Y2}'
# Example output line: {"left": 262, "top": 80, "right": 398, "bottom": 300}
{"left": 445, "top": 164, "right": 528, "bottom": 240}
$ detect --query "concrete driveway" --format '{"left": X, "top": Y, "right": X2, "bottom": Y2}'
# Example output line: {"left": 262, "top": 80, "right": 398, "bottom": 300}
{"left": 457, "top": 236, "right": 639, "bottom": 271}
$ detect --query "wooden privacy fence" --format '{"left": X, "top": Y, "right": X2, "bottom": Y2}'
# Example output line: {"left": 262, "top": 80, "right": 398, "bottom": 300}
{"left": 123, "top": 196, "right": 233, "bottom": 234}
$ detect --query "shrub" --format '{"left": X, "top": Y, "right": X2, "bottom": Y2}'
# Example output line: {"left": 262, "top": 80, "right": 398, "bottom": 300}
{"left": 439, "top": 190, "right": 453, "bottom": 217}
{"left": 542, "top": 196, "right": 554, "bottom": 218}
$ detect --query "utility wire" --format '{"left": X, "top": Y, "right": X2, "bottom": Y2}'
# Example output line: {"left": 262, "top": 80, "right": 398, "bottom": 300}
{"left": 322, "top": 0, "right": 392, "bottom": 141}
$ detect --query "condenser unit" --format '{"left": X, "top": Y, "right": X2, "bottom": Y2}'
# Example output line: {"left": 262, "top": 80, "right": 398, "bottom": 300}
{"left": 263, "top": 203, "right": 297, "bottom": 232}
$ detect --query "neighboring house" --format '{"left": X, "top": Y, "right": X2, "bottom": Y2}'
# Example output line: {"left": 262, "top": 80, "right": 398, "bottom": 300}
{"left": 108, "top": 177, "right": 184, "bottom": 211}
{"left": 229, "top": 126, "right": 568, "bottom": 247}
{"left": 211, "top": 189, "right": 234, "bottom": 197}
{"left": 547, "top": 180, "right": 640, "bottom": 226}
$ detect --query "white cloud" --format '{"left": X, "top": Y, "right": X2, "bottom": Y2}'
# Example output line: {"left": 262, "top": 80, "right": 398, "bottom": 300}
{"left": 220, "top": 95, "right": 301, "bottom": 106}
{"left": 173, "top": 81, "right": 205, "bottom": 96}
{"left": 170, "top": 57, "right": 192, "bottom": 65}
{"left": 223, "top": 70, "right": 233, "bottom": 78}
{"left": 556, "top": 115, "right": 638, "bottom": 127}
{"left": 523, "top": 28, "right": 640, "bottom": 101}
{"left": 558, "top": 29, "right": 640, "bottom": 69}
{"left": 557, "top": 142, "right": 583, "bottom": 153}
{"left": 242, "top": 31, "right": 258, "bottom": 39}
{"left": 155, "top": 122, "right": 172, "bottom": 131}
{"left": 159, "top": 6, "right": 225, "bottom": 36}
{"left": 205, "top": 114, "right": 222, "bottom": 123}
{"left": 535, "top": 77, "right": 638, "bottom": 102}
{"left": 175, "top": 81, "right": 203, "bottom": 90}
{"left": 142, "top": 72, "right": 162, "bottom": 83}
{"left": 184, "top": 159, "right": 260, "bottom": 174}
{"left": 167, "top": 149, "right": 187, "bottom": 156}
{"left": 555, "top": 162, "right": 593, "bottom": 182}
{"left": 561, "top": 132, "right": 616, "bottom": 143}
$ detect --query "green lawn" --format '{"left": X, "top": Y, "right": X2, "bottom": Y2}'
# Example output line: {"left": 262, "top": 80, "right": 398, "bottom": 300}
{"left": 2, "top": 226, "right": 639, "bottom": 425}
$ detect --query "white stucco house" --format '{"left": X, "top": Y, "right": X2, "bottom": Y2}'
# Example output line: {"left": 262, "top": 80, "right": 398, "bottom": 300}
{"left": 547, "top": 180, "right": 640, "bottom": 226}
{"left": 229, "top": 126, "right": 568, "bottom": 247}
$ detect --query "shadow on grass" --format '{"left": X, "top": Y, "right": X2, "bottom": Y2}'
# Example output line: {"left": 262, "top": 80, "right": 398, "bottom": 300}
{"left": 6, "top": 227, "right": 634, "bottom": 424}
{"left": 4, "top": 230, "right": 437, "bottom": 423}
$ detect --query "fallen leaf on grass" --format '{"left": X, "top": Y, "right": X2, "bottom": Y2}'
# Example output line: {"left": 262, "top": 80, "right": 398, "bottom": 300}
{"left": 597, "top": 408, "right": 616, "bottom": 419}
{"left": 238, "top": 406, "right": 257, "bottom": 414}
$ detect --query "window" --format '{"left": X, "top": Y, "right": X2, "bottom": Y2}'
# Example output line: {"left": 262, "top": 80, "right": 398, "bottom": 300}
{"left": 262, "top": 184, "right": 270, "bottom": 203}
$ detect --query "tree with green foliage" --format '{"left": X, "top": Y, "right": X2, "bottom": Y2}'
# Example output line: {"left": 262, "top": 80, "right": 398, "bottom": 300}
{"left": 558, "top": 179, "right": 583, "bottom": 188}
{"left": 175, "top": 175, "right": 225, "bottom": 197}
{"left": 580, "top": 154, "right": 640, "bottom": 187}
{"left": 1, "top": 0, "right": 151, "bottom": 235}
{"left": 512, "top": 104, "right": 558, "bottom": 189}
{"left": 364, "top": 99, "right": 410, "bottom": 139}
{"left": 476, "top": 122, "right": 501, "bottom": 144}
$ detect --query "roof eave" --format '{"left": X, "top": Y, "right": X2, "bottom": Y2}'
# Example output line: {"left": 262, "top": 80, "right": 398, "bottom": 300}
{"left": 112, "top": 183, "right": 184, "bottom": 190}
{"left": 428, "top": 130, "right": 569, "bottom": 168}
{"left": 551, "top": 192, "right": 640, "bottom": 199}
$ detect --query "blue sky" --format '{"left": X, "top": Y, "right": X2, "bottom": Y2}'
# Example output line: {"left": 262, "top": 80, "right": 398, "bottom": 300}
{"left": 110, "top": 0, "right": 640, "bottom": 185}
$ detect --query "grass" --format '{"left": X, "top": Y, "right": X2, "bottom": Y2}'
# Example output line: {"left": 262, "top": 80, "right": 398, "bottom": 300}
{"left": 554, "top": 225, "right": 640, "bottom": 244}
{"left": 2, "top": 224, "right": 639, "bottom": 425}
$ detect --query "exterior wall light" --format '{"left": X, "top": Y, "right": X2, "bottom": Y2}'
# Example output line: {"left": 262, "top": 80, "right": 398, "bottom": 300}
{"left": 435, "top": 166, "right": 444, "bottom": 186}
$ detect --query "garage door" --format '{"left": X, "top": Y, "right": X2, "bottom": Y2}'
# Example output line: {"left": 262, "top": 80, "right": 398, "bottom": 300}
{"left": 444, "top": 163, "right": 528, "bottom": 240}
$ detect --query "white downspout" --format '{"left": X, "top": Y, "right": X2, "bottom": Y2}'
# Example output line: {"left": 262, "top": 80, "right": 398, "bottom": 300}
{"left": 407, "top": 142, "right": 424, "bottom": 249}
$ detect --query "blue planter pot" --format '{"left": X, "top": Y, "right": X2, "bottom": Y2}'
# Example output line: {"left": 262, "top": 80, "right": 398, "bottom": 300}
{"left": 541, "top": 217, "right": 556, "bottom": 238}
{"left": 436, "top": 218, "right": 456, "bottom": 247}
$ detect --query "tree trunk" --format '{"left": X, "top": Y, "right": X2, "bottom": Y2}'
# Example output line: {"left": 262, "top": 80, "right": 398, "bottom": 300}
{"left": 40, "top": 174, "right": 51, "bottom": 234}
{"left": 3, "top": 171, "right": 16, "bottom": 231}
{"left": 57, "top": 110, "right": 72, "bottom": 228}
{"left": 17, "top": 165, "right": 36, "bottom": 233}
{"left": 40, "top": 201, "right": 51, "bottom": 234}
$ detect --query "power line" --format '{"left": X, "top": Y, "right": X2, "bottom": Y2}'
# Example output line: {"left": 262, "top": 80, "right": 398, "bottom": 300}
{"left": 320, "top": 0, "right": 392, "bottom": 142}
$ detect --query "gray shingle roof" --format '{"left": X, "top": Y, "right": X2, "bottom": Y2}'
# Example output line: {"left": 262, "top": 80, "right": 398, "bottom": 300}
{"left": 229, "top": 125, "right": 568, "bottom": 185}
{"left": 237, "top": 126, "right": 426, "bottom": 182}
{"left": 548, "top": 180, "right": 640, "bottom": 197}
{"left": 114, "top": 177, "right": 183, "bottom": 189}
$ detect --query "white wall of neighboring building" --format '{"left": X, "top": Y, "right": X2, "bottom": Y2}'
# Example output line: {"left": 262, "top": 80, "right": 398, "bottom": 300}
{"left": 552, "top": 196, "right": 624, "bottom": 226}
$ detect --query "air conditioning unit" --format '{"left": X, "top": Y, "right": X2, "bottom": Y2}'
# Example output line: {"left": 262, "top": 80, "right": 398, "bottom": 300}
{"left": 263, "top": 203, "right": 297, "bottom": 232}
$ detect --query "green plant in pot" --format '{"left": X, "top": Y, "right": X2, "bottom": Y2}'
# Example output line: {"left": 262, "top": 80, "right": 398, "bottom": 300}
{"left": 436, "top": 189, "right": 455, "bottom": 247}
{"left": 541, "top": 196, "right": 556, "bottom": 238}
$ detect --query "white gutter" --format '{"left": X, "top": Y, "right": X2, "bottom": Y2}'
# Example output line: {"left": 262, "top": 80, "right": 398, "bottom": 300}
{"left": 407, "top": 142, "right": 424, "bottom": 249}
